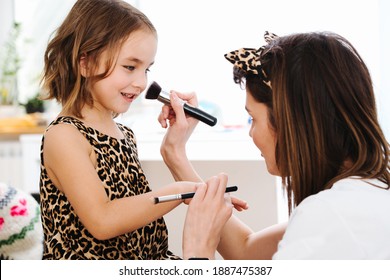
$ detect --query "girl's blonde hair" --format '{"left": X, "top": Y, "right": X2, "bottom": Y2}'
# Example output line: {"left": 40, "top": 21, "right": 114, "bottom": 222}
{"left": 42, "top": 0, "right": 156, "bottom": 118}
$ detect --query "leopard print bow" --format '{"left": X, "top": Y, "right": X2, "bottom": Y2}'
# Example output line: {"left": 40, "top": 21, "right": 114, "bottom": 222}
{"left": 224, "top": 31, "right": 278, "bottom": 87}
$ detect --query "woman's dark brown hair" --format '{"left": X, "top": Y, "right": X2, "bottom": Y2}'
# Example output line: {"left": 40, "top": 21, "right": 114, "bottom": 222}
{"left": 233, "top": 32, "right": 390, "bottom": 213}
{"left": 42, "top": 0, "right": 156, "bottom": 118}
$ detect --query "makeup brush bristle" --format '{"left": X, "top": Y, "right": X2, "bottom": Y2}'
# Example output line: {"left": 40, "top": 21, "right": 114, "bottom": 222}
{"left": 145, "top": 81, "right": 162, "bottom": 100}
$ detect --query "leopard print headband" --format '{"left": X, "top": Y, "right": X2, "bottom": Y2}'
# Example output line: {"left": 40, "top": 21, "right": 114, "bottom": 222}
{"left": 224, "top": 31, "right": 278, "bottom": 88}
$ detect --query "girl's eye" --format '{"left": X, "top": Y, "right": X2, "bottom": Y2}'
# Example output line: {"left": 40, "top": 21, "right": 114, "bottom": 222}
{"left": 124, "top": 66, "right": 135, "bottom": 71}
{"left": 248, "top": 116, "right": 253, "bottom": 125}
{"left": 123, "top": 66, "right": 151, "bottom": 74}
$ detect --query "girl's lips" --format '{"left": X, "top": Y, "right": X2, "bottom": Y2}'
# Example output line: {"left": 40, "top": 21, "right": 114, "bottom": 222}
{"left": 121, "top": 92, "right": 135, "bottom": 98}
{"left": 121, "top": 92, "right": 137, "bottom": 101}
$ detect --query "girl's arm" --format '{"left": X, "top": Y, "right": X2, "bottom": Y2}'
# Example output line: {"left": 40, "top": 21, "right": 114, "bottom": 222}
{"left": 43, "top": 124, "right": 199, "bottom": 240}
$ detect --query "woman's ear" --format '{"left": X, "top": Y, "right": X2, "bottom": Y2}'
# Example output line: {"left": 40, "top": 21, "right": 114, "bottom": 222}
{"left": 79, "top": 54, "right": 88, "bottom": 77}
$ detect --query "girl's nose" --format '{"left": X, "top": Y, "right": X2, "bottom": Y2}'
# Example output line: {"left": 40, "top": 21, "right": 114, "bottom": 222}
{"left": 132, "top": 71, "right": 148, "bottom": 92}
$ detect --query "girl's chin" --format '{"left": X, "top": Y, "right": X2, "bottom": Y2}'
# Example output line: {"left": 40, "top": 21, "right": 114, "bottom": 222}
{"left": 115, "top": 104, "right": 132, "bottom": 114}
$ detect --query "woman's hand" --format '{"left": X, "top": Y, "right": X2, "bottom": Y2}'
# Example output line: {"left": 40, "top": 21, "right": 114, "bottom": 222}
{"left": 182, "top": 173, "right": 234, "bottom": 260}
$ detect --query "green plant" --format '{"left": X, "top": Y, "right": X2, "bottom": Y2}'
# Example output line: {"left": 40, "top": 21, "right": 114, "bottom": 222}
{"left": 23, "top": 93, "right": 44, "bottom": 114}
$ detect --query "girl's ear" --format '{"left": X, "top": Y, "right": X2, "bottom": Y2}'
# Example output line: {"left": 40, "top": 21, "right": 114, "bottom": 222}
{"left": 79, "top": 54, "right": 88, "bottom": 77}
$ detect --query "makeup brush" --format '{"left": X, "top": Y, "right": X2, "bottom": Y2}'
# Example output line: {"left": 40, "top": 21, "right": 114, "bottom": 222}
{"left": 145, "top": 81, "right": 217, "bottom": 126}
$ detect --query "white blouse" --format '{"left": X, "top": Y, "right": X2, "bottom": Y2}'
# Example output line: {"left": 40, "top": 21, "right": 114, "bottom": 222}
{"left": 273, "top": 177, "right": 390, "bottom": 259}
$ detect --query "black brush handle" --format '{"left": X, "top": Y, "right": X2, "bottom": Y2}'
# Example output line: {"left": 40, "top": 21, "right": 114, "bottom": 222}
{"left": 181, "top": 185, "right": 237, "bottom": 199}
{"left": 183, "top": 103, "right": 217, "bottom": 126}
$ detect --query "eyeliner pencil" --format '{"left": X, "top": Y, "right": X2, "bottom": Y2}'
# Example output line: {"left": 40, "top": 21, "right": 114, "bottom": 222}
{"left": 153, "top": 186, "right": 238, "bottom": 204}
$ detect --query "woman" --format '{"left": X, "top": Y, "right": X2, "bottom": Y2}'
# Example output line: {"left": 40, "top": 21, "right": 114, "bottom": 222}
{"left": 159, "top": 31, "right": 390, "bottom": 259}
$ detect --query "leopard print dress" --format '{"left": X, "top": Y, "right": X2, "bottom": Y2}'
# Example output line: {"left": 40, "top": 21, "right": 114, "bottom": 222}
{"left": 39, "top": 116, "right": 180, "bottom": 259}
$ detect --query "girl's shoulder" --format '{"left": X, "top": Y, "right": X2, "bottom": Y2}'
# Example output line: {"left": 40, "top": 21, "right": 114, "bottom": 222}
{"left": 43, "top": 116, "right": 93, "bottom": 151}
{"left": 47, "top": 116, "right": 87, "bottom": 132}
{"left": 45, "top": 115, "right": 100, "bottom": 140}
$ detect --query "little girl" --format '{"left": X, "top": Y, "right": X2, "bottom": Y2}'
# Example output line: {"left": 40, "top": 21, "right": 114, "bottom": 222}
{"left": 39, "top": 0, "right": 202, "bottom": 259}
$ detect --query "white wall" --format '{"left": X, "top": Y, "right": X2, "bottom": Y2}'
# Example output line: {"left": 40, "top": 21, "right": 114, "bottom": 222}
{"left": 0, "top": 0, "right": 14, "bottom": 46}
